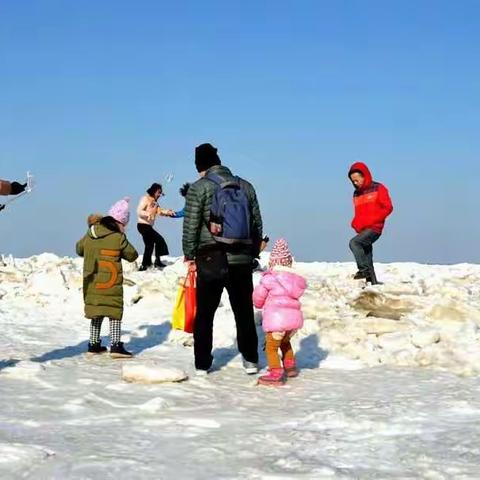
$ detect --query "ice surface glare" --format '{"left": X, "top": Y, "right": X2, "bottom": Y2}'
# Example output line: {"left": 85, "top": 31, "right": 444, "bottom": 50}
{"left": 1, "top": 254, "right": 480, "bottom": 478}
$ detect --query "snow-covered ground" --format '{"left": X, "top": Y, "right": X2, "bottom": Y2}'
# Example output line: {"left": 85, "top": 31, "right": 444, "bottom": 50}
{"left": 1, "top": 254, "right": 480, "bottom": 479}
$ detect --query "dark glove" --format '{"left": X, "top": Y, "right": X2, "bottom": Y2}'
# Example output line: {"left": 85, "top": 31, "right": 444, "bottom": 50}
{"left": 0, "top": 204, "right": 5, "bottom": 212}
{"left": 10, "top": 182, "right": 27, "bottom": 195}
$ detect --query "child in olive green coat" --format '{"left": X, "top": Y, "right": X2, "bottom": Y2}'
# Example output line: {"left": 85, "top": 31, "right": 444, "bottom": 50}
{"left": 76, "top": 198, "right": 139, "bottom": 358}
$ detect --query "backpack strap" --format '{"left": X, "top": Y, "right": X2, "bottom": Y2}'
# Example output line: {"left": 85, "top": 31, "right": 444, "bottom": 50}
{"left": 206, "top": 173, "right": 240, "bottom": 189}
{"left": 206, "top": 173, "right": 223, "bottom": 186}
{"left": 203, "top": 173, "right": 223, "bottom": 235}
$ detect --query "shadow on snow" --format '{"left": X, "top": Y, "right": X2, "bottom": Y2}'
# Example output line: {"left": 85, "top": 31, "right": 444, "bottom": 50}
{"left": 30, "top": 322, "right": 171, "bottom": 363}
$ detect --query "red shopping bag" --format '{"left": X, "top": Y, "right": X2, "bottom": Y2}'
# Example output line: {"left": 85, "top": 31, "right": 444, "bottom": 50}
{"left": 172, "top": 269, "right": 197, "bottom": 334}
{"left": 184, "top": 269, "right": 197, "bottom": 333}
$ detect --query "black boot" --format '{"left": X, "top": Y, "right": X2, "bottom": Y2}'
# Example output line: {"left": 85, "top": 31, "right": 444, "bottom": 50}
{"left": 87, "top": 342, "right": 107, "bottom": 354}
{"left": 110, "top": 342, "right": 133, "bottom": 359}
{"left": 353, "top": 271, "right": 367, "bottom": 280}
{"left": 154, "top": 259, "right": 166, "bottom": 269}
{"left": 138, "top": 265, "right": 150, "bottom": 272}
{"left": 366, "top": 270, "right": 382, "bottom": 285}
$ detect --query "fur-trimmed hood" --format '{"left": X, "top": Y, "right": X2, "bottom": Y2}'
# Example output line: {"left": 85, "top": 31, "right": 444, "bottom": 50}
{"left": 87, "top": 214, "right": 103, "bottom": 227}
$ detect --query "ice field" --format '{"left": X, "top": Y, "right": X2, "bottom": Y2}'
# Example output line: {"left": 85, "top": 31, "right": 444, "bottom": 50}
{"left": 1, "top": 254, "right": 480, "bottom": 479}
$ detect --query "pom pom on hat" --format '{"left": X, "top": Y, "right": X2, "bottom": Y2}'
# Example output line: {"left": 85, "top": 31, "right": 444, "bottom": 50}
{"left": 269, "top": 238, "right": 293, "bottom": 269}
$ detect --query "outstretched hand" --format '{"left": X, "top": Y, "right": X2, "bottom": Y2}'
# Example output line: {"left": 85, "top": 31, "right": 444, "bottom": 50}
{"left": 10, "top": 182, "right": 27, "bottom": 196}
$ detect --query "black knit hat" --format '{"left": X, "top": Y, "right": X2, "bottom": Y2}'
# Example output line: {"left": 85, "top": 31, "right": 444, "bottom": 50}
{"left": 195, "top": 143, "right": 221, "bottom": 173}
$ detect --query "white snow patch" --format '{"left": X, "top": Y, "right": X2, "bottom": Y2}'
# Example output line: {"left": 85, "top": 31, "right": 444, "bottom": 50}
{"left": 122, "top": 363, "right": 188, "bottom": 384}
{"left": 0, "top": 444, "right": 55, "bottom": 477}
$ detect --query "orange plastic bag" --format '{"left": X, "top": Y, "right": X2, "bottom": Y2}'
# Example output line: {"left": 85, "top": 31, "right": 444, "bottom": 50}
{"left": 172, "top": 270, "right": 197, "bottom": 333}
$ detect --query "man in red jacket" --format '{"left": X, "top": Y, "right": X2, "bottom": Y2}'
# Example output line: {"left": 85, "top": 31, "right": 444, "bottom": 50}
{"left": 348, "top": 162, "right": 393, "bottom": 285}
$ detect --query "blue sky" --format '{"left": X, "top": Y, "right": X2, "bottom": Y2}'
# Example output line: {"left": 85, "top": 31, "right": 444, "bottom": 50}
{"left": 0, "top": 0, "right": 478, "bottom": 263}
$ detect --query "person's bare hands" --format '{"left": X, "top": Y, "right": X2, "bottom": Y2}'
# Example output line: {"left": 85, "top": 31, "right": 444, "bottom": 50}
{"left": 160, "top": 209, "right": 175, "bottom": 217}
{"left": 185, "top": 260, "right": 196, "bottom": 272}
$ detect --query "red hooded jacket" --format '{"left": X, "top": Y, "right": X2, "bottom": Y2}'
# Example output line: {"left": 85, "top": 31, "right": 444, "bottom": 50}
{"left": 349, "top": 162, "right": 393, "bottom": 234}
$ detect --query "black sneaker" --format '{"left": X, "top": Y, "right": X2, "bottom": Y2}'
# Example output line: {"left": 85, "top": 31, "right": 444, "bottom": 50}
{"left": 110, "top": 342, "right": 133, "bottom": 359}
{"left": 138, "top": 265, "right": 150, "bottom": 272}
{"left": 154, "top": 260, "right": 166, "bottom": 269}
{"left": 87, "top": 342, "right": 107, "bottom": 354}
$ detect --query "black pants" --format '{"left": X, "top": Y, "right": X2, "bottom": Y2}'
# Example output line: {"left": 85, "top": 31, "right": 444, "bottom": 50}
{"left": 194, "top": 257, "right": 258, "bottom": 371}
{"left": 137, "top": 223, "right": 169, "bottom": 267}
{"left": 349, "top": 229, "right": 381, "bottom": 283}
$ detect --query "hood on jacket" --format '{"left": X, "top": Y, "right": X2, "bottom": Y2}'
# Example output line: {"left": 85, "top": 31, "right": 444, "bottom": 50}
{"left": 87, "top": 216, "right": 121, "bottom": 240}
{"left": 87, "top": 214, "right": 103, "bottom": 227}
{"left": 349, "top": 162, "right": 373, "bottom": 191}
{"left": 262, "top": 270, "right": 307, "bottom": 299}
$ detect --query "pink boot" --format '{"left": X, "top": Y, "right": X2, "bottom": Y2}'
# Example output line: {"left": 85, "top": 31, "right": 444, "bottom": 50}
{"left": 283, "top": 359, "right": 299, "bottom": 378}
{"left": 257, "top": 368, "right": 286, "bottom": 387}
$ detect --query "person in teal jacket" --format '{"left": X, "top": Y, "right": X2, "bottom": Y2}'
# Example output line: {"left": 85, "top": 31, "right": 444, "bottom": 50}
{"left": 171, "top": 183, "right": 191, "bottom": 218}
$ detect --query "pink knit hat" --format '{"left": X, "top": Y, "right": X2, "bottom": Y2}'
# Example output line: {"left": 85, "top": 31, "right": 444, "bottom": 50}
{"left": 269, "top": 238, "right": 293, "bottom": 269}
{"left": 108, "top": 197, "right": 131, "bottom": 226}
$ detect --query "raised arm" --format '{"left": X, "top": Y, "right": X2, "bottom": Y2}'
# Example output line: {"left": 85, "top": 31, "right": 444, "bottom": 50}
{"left": 0, "top": 179, "right": 26, "bottom": 196}
{"left": 120, "top": 235, "right": 139, "bottom": 263}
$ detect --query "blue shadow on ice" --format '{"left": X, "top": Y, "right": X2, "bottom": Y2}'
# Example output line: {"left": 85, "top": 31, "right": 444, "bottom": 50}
{"left": 211, "top": 346, "right": 239, "bottom": 372}
{"left": 127, "top": 322, "right": 171, "bottom": 355}
{"left": 211, "top": 323, "right": 267, "bottom": 372}
{"left": 0, "top": 359, "right": 20, "bottom": 371}
{"left": 211, "top": 332, "right": 328, "bottom": 372}
{"left": 31, "top": 341, "right": 90, "bottom": 363}
{"left": 31, "top": 322, "right": 171, "bottom": 362}
{"left": 296, "top": 334, "right": 328, "bottom": 369}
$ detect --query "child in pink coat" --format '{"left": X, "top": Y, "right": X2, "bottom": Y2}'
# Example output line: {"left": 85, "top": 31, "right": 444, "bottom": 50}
{"left": 253, "top": 239, "right": 307, "bottom": 386}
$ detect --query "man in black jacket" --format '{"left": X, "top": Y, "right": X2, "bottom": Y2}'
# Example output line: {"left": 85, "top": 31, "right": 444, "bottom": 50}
{"left": 183, "top": 143, "right": 263, "bottom": 375}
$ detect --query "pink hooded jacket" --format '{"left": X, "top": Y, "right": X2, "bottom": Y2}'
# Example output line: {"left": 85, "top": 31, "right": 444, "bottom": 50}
{"left": 253, "top": 269, "right": 307, "bottom": 333}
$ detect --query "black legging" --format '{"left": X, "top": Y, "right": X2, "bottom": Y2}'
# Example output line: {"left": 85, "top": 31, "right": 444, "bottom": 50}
{"left": 137, "top": 223, "right": 169, "bottom": 267}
